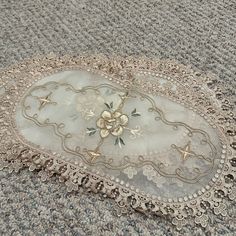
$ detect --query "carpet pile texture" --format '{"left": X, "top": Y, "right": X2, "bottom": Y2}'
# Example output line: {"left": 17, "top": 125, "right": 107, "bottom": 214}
{"left": 0, "top": 0, "right": 235, "bottom": 235}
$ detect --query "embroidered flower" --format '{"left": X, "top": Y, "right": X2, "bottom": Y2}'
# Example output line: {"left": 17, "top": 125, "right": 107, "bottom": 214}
{"left": 143, "top": 165, "right": 167, "bottom": 187}
{"left": 96, "top": 110, "right": 129, "bottom": 138}
{"left": 76, "top": 92, "right": 105, "bottom": 120}
{"left": 123, "top": 166, "right": 138, "bottom": 179}
{"left": 152, "top": 175, "right": 167, "bottom": 188}
{"left": 143, "top": 165, "right": 156, "bottom": 181}
{"left": 129, "top": 125, "right": 143, "bottom": 139}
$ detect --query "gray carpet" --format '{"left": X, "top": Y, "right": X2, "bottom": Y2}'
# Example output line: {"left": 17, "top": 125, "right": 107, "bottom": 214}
{"left": 0, "top": 0, "right": 236, "bottom": 235}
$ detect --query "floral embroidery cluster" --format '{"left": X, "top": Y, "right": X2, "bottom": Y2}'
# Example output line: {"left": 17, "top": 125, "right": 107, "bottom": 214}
{"left": 123, "top": 165, "right": 166, "bottom": 188}
{"left": 76, "top": 92, "right": 105, "bottom": 120}
{"left": 96, "top": 110, "right": 129, "bottom": 138}
{"left": 86, "top": 98, "right": 142, "bottom": 148}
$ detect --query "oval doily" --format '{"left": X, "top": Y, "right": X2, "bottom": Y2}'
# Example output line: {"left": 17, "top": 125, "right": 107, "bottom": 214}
{"left": 0, "top": 55, "right": 235, "bottom": 229}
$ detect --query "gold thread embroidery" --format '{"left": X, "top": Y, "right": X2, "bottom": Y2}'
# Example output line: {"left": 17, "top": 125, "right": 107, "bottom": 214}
{"left": 34, "top": 92, "right": 57, "bottom": 110}
{"left": 171, "top": 141, "right": 208, "bottom": 161}
{"left": 21, "top": 81, "right": 217, "bottom": 183}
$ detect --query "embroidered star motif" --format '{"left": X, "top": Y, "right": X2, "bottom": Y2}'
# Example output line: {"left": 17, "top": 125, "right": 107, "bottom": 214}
{"left": 37, "top": 92, "right": 56, "bottom": 110}
{"left": 86, "top": 150, "right": 101, "bottom": 162}
{"left": 172, "top": 141, "right": 196, "bottom": 162}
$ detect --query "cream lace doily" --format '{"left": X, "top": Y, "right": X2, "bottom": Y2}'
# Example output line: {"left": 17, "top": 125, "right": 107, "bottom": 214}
{"left": 0, "top": 55, "right": 235, "bottom": 229}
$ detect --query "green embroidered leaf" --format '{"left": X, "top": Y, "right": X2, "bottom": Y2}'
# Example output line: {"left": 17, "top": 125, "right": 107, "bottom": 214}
{"left": 114, "top": 137, "right": 125, "bottom": 146}
{"left": 110, "top": 102, "right": 113, "bottom": 109}
{"left": 119, "top": 137, "right": 125, "bottom": 145}
{"left": 87, "top": 127, "right": 96, "bottom": 131}
{"left": 89, "top": 131, "right": 96, "bottom": 136}
{"left": 87, "top": 128, "right": 96, "bottom": 136}
{"left": 104, "top": 102, "right": 110, "bottom": 109}
{"left": 132, "top": 113, "right": 141, "bottom": 117}
{"left": 115, "top": 137, "right": 119, "bottom": 145}
{"left": 105, "top": 102, "right": 113, "bottom": 109}
{"left": 131, "top": 108, "right": 141, "bottom": 117}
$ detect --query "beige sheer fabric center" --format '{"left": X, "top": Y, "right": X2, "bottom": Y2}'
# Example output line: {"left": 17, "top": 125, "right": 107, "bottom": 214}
{"left": 16, "top": 69, "right": 222, "bottom": 199}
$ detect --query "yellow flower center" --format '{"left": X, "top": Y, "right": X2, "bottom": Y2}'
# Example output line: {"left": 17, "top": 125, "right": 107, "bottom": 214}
{"left": 96, "top": 110, "right": 129, "bottom": 138}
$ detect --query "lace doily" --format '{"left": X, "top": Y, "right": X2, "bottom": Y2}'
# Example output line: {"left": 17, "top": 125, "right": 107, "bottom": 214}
{"left": 0, "top": 55, "right": 235, "bottom": 229}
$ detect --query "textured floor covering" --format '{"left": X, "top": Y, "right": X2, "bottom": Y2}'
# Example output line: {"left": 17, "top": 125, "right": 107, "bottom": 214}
{"left": 0, "top": 0, "right": 236, "bottom": 235}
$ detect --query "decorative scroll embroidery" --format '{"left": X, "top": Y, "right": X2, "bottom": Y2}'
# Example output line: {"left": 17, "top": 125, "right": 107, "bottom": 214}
{"left": 20, "top": 81, "right": 217, "bottom": 183}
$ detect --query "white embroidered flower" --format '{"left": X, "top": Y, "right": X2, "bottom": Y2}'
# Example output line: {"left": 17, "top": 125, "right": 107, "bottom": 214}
{"left": 152, "top": 174, "right": 167, "bottom": 188}
{"left": 129, "top": 125, "right": 143, "bottom": 139}
{"left": 76, "top": 92, "right": 105, "bottom": 120}
{"left": 143, "top": 165, "right": 156, "bottom": 181}
{"left": 142, "top": 165, "right": 167, "bottom": 187}
{"left": 96, "top": 110, "right": 129, "bottom": 138}
{"left": 80, "top": 108, "right": 96, "bottom": 120}
{"left": 123, "top": 166, "right": 138, "bottom": 179}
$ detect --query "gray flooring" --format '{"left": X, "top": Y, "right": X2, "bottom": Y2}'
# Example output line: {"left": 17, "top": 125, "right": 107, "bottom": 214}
{"left": 0, "top": 0, "right": 236, "bottom": 235}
